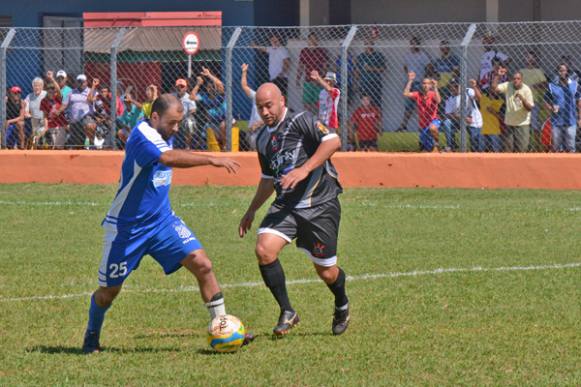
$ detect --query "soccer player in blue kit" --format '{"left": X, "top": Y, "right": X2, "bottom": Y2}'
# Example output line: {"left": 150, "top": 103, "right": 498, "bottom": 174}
{"left": 82, "top": 94, "right": 243, "bottom": 353}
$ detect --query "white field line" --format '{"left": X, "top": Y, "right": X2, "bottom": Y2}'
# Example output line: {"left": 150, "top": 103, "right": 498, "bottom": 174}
{"left": 1, "top": 262, "right": 580, "bottom": 303}
{"left": 1, "top": 199, "right": 581, "bottom": 212}
{"left": 0, "top": 200, "right": 460, "bottom": 210}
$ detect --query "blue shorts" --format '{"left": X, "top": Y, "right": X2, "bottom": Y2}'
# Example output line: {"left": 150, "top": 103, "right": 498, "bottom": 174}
{"left": 419, "top": 119, "right": 442, "bottom": 151}
{"left": 98, "top": 215, "right": 203, "bottom": 287}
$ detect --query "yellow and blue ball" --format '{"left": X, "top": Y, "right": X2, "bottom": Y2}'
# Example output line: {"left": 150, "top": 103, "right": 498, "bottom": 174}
{"left": 207, "top": 314, "right": 246, "bottom": 353}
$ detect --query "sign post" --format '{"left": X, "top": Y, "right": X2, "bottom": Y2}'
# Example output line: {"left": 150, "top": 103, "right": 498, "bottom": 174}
{"left": 181, "top": 32, "right": 200, "bottom": 78}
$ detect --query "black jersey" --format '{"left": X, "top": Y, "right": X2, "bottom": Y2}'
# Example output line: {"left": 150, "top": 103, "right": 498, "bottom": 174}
{"left": 256, "top": 110, "right": 342, "bottom": 209}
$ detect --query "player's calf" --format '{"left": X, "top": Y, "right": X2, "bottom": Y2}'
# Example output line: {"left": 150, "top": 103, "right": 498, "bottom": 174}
{"left": 83, "top": 286, "right": 121, "bottom": 354}
{"left": 316, "top": 265, "right": 350, "bottom": 335}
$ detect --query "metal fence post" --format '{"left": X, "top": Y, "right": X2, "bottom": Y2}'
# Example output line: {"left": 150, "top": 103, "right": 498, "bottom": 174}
{"left": 225, "top": 27, "right": 242, "bottom": 152}
{"left": 459, "top": 23, "right": 477, "bottom": 152}
{"left": 340, "top": 26, "right": 357, "bottom": 151}
{"left": 0, "top": 28, "right": 16, "bottom": 148}
{"left": 110, "top": 27, "right": 127, "bottom": 150}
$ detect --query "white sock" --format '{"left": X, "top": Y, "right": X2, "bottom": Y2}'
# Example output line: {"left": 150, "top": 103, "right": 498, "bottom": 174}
{"left": 205, "top": 295, "right": 226, "bottom": 319}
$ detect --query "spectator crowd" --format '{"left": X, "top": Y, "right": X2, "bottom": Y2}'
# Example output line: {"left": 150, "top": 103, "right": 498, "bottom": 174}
{"left": 2, "top": 31, "right": 580, "bottom": 153}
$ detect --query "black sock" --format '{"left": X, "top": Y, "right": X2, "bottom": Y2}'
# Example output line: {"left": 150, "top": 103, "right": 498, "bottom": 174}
{"left": 259, "top": 259, "right": 293, "bottom": 312}
{"left": 327, "top": 267, "right": 349, "bottom": 308}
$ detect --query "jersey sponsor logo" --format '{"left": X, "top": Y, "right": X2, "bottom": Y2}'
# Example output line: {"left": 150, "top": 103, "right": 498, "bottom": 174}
{"left": 270, "top": 150, "right": 295, "bottom": 177}
{"left": 152, "top": 170, "right": 172, "bottom": 188}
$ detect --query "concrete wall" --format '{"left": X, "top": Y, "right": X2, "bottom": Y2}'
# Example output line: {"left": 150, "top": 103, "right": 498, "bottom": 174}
{"left": 3, "top": 151, "right": 581, "bottom": 190}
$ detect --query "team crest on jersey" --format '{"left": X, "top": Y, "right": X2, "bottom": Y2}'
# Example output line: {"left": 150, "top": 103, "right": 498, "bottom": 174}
{"left": 312, "top": 242, "right": 326, "bottom": 258}
{"left": 316, "top": 121, "right": 329, "bottom": 135}
{"left": 270, "top": 133, "right": 280, "bottom": 152}
{"left": 152, "top": 170, "right": 172, "bottom": 188}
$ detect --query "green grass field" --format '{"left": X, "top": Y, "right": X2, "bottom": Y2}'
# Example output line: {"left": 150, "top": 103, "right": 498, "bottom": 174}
{"left": 1, "top": 184, "right": 580, "bottom": 385}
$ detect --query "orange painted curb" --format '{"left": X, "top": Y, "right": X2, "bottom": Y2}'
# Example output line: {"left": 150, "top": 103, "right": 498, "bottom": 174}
{"left": 1, "top": 150, "right": 581, "bottom": 190}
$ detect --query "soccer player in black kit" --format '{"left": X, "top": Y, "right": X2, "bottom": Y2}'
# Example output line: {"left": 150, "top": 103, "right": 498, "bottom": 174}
{"left": 239, "top": 83, "right": 349, "bottom": 336}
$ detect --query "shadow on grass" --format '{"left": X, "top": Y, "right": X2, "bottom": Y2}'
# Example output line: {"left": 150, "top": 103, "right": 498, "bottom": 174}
{"left": 133, "top": 331, "right": 204, "bottom": 340}
{"left": 27, "top": 345, "right": 180, "bottom": 355}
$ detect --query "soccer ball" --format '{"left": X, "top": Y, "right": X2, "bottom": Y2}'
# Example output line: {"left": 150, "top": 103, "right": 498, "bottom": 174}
{"left": 207, "top": 314, "right": 246, "bottom": 353}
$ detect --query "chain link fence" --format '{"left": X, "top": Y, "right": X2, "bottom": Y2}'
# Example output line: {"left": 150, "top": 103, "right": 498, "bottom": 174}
{"left": 1, "top": 22, "right": 581, "bottom": 152}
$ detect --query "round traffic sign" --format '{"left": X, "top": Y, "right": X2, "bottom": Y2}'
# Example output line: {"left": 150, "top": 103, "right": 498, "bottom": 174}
{"left": 182, "top": 32, "right": 200, "bottom": 56}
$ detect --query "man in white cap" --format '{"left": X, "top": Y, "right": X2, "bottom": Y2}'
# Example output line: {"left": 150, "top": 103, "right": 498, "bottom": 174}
{"left": 54, "top": 74, "right": 99, "bottom": 148}
{"left": 310, "top": 70, "right": 341, "bottom": 130}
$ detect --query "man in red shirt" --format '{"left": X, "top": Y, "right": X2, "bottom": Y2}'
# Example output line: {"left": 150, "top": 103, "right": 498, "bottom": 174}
{"left": 297, "top": 32, "right": 329, "bottom": 115}
{"left": 350, "top": 94, "right": 382, "bottom": 151}
{"left": 40, "top": 83, "right": 68, "bottom": 149}
{"left": 403, "top": 71, "right": 442, "bottom": 151}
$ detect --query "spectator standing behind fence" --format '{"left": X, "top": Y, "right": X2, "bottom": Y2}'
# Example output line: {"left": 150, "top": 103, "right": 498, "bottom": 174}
{"left": 191, "top": 67, "right": 228, "bottom": 150}
{"left": 398, "top": 36, "right": 431, "bottom": 132}
{"left": 4, "top": 86, "right": 25, "bottom": 149}
{"left": 52, "top": 69, "right": 72, "bottom": 101}
{"left": 116, "top": 93, "right": 144, "bottom": 146}
{"left": 442, "top": 81, "right": 461, "bottom": 151}
{"left": 92, "top": 85, "right": 123, "bottom": 149}
{"left": 479, "top": 88, "right": 504, "bottom": 152}
{"left": 311, "top": 70, "right": 340, "bottom": 131}
{"left": 131, "top": 85, "right": 158, "bottom": 119}
{"left": 350, "top": 94, "right": 381, "bottom": 151}
{"left": 544, "top": 63, "right": 581, "bottom": 153}
{"left": 95, "top": 85, "right": 123, "bottom": 118}
{"left": 355, "top": 40, "right": 386, "bottom": 107}
{"left": 253, "top": 35, "right": 290, "bottom": 97}
{"left": 40, "top": 83, "right": 67, "bottom": 149}
{"left": 173, "top": 78, "right": 197, "bottom": 149}
{"left": 430, "top": 40, "right": 460, "bottom": 116}
{"left": 519, "top": 51, "right": 547, "bottom": 150}
{"left": 441, "top": 79, "right": 482, "bottom": 152}
{"left": 465, "top": 79, "right": 483, "bottom": 152}
{"left": 24, "top": 77, "right": 47, "bottom": 149}
{"left": 403, "top": 71, "right": 441, "bottom": 152}
{"left": 479, "top": 33, "right": 510, "bottom": 92}
{"left": 57, "top": 74, "right": 98, "bottom": 148}
{"left": 240, "top": 63, "right": 263, "bottom": 150}
{"left": 492, "top": 67, "right": 534, "bottom": 152}
{"left": 297, "top": 32, "right": 329, "bottom": 115}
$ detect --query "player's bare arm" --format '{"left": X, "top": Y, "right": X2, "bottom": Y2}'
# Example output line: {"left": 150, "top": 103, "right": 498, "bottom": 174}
{"left": 239, "top": 178, "right": 275, "bottom": 238}
{"left": 280, "top": 135, "right": 341, "bottom": 190}
{"left": 159, "top": 150, "right": 240, "bottom": 173}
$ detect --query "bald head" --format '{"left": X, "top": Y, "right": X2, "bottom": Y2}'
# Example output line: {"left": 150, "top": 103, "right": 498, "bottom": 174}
{"left": 256, "top": 82, "right": 282, "bottom": 100}
{"left": 152, "top": 93, "right": 184, "bottom": 117}
{"left": 150, "top": 93, "right": 185, "bottom": 140}
{"left": 256, "top": 83, "right": 285, "bottom": 127}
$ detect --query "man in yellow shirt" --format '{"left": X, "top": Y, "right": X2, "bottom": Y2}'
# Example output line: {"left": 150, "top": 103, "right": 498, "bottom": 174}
{"left": 479, "top": 90, "right": 504, "bottom": 152}
{"left": 519, "top": 51, "right": 547, "bottom": 149}
{"left": 492, "top": 67, "right": 535, "bottom": 152}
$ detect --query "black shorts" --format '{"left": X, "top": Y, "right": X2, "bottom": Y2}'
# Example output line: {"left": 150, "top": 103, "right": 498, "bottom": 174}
{"left": 258, "top": 198, "right": 341, "bottom": 267}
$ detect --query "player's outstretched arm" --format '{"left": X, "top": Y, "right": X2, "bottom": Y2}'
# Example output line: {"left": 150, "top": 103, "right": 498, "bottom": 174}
{"left": 159, "top": 150, "right": 240, "bottom": 173}
{"left": 280, "top": 135, "right": 341, "bottom": 190}
{"left": 239, "top": 178, "right": 275, "bottom": 238}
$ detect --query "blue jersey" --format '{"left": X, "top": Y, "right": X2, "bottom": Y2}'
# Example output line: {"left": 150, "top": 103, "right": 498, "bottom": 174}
{"left": 103, "top": 120, "right": 173, "bottom": 233}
